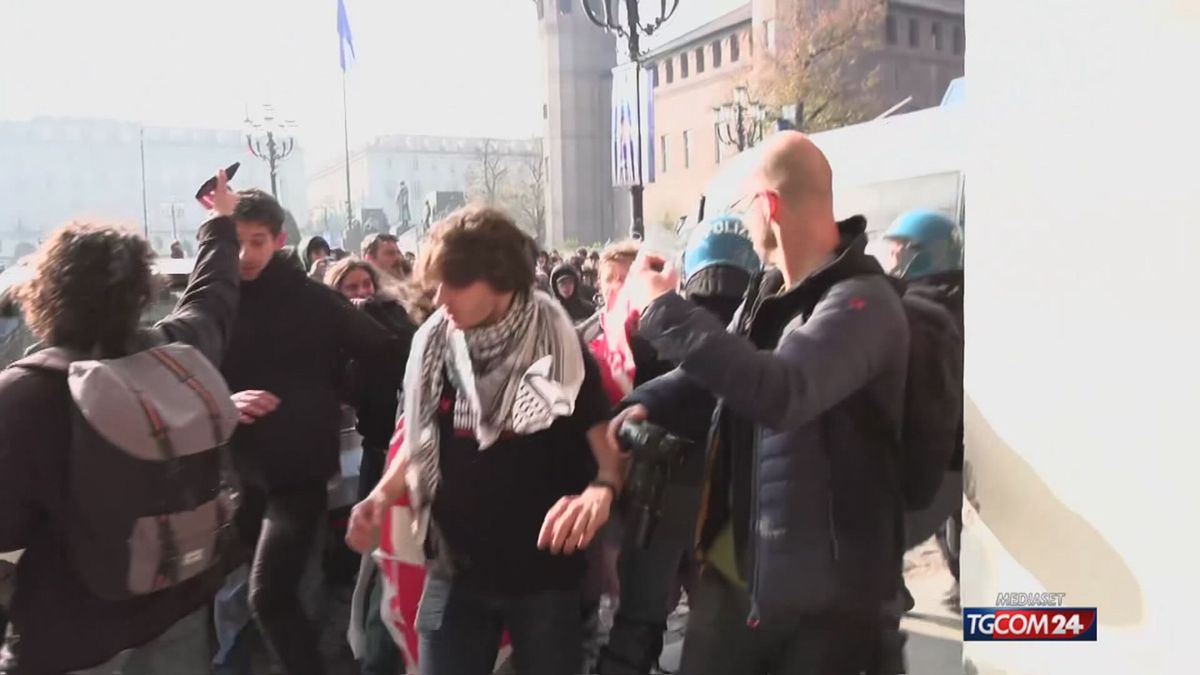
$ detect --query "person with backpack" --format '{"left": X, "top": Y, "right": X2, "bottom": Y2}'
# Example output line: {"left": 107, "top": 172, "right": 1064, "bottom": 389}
{"left": 220, "top": 190, "right": 406, "bottom": 675}
{"left": 882, "top": 209, "right": 965, "bottom": 607}
{"left": 609, "top": 131, "right": 916, "bottom": 675}
{"left": 597, "top": 217, "right": 760, "bottom": 675}
{"left": 0, "top": 168, "right": 242, "bottom": 674}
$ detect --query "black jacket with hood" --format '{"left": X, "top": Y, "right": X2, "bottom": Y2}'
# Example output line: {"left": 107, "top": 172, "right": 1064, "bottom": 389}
{"left": 550, "top": 264, "right": 596, "bottom": 322}
{"left": 221, "top": 252, "right": 404, "bottom": 489}
{"left": 345, "top": 296, "right": 417, "bottom": 449}
{"left": 627, "top": 216, "right": 910, "bottom": 624}
{"left": 286, "top": 235, "right": 331, "bottom": 274}
{"left": 0, "top": 217, "right": 240, "bottom": 675}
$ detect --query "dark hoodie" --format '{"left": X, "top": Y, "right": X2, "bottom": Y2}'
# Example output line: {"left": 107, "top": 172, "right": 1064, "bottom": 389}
{"left": 286, "top": 235, "right": 331, "bottom": 274}
{"left": 221, "top": 252, "right": 404, "bottom": 489}
{"left": 550, "top": 264, "right": 596, "bottom": 322}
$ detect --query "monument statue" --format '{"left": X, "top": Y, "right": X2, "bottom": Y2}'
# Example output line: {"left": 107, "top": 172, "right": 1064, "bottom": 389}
{"left": 396, "top": 181, "right": 412, "bottom": 228}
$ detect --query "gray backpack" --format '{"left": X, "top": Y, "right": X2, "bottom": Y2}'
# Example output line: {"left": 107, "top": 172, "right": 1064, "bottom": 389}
{"left": 13, "top": 343, "right": 240, "bottom": 600}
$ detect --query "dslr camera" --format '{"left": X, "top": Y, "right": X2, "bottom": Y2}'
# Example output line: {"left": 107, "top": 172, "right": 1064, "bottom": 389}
{"left": 616, "top": 418, "right": 693, "bottom": 549}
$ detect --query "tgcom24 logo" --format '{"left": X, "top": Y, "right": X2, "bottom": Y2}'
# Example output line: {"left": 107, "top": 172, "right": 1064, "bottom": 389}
{"left": 964, "top": 593, "right": 1098, "bottom": 642}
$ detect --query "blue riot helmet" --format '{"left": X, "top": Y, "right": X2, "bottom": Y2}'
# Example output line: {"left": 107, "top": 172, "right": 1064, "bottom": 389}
{"left": 681, "top": 215, "right": 762, "bottom": 324}
{"left": 882, "top": 210, "right": 963, "bottom": 280}
{"left": 682, "top": 214, "right": 762, "bottom": 283}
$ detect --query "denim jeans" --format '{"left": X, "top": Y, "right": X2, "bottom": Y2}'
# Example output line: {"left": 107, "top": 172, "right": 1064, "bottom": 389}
{"left": 71, "top": 608, "right": 210, "bottom": 675}
{"left": 415, "top": 575, "right": 582, "bottom": 675}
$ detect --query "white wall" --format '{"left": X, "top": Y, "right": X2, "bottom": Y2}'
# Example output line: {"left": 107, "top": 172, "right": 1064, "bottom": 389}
{"left": 964, "top": 1, "right": 1200, "bottom": 673}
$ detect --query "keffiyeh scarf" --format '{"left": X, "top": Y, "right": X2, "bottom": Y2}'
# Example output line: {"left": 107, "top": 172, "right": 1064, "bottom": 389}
{"left": 398, "top": 290, "right": 585, "bottom": 537}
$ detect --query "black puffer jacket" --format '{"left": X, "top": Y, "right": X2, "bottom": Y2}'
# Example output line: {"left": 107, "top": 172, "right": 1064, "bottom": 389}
{"left": 629, "top": 216, "right": 910, "bottom": 624}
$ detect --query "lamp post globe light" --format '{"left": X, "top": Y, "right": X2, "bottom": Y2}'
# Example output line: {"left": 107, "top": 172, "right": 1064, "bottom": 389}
{"left": 245, "top": 104, "right": 297, "bottom": 200}
{"left": 581, "top": 0, "right": 680, "bottom": 239}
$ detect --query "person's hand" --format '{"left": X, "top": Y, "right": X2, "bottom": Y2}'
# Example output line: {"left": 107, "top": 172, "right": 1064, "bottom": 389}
{"left": 607, "top": 404, "right": 648, "bottom": 454}
{"left": 198, "top": 168, "right": 240, "bottom": 217}
{"left": 231, "top": 390, "right": 280, "bottom": 425}
{"left": 633, "top": 254, "right": 680, "bottom": 308}
{"left": 309, "top": 258, "right": 330, "bottom": 281}
{"left": 346, "top": 489, "right": 391, "bottom": 553}
{"left": 538, "top": 484, "right": 614, "bottom": 555}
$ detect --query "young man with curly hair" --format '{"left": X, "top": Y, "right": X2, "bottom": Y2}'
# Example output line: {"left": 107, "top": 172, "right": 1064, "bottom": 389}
{"left": 0, "top": 170, "right": 242, "bottom": 674}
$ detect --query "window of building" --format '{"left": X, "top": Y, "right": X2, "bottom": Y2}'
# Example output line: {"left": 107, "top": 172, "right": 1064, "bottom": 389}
{"left": 683, "top": 130, "right": 692, "bottom": 168}
{"left": 680, "top": 52, "right": 689, "bottom": 79}
{"left": 765, "top": 20, "right": 777, "bottom": 52}
{"left": 665, "top": 60, "right": 674, "bottom": 83}
{"left": 953, "top": 25, "right": 965, "bottom": 55}
{"left": 535, "top": 0, "right": 544, "bottom": 20}
{"left": 697, "top": 47, "right": 706, "bottom": 74}
{"left": 730, "top": 34, "right": 741, "bottom": 62}
{"left": 652, "top": 64, "right": 660, "bottom": 88}
{"left": 660, "top": 135, "right": 669, "bottom": 173}
{"left": 712, "top": 40, "right": 723, "bottom": 67}
{"left": 909, "top": 18, "right": 919, "bottom": 48}
{"left": 886, "top": 15, "right": 897, "bottom": 45}
{"left": 558, "top": 0, "right": 571, "bottom": 14}
{"left": 714, "top": 123, "right": 725, "bottom": 164}
{"left": 931, "top": 22, "right": 943, "bottom": 51}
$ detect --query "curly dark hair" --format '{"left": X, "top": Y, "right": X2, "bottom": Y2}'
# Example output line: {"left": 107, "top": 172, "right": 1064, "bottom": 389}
{"left": 417, "top": 205, "right": 535, "bottom": 293}
{"left": 17, "top": 222, "right": 156, "bottom": 356}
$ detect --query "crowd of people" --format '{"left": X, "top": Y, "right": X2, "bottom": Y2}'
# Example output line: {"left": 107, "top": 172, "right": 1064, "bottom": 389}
{"left": 0, "top": 130, "right": 964, "bottom": 675}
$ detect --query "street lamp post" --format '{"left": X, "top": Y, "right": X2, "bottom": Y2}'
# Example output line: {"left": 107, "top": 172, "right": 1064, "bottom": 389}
{"left": 714, "top": 85, "right": 770, "bottom": 152}
{"left": 245, "top": 104, "right": 297, "bottom": 201}
{"left": 582, "top": 0, "right": 681, "bottom": 240}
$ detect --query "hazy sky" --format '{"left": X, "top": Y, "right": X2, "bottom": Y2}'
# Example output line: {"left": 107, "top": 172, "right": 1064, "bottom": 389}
{"left": 0, "top": 0, "right": 743, "bottom": 170}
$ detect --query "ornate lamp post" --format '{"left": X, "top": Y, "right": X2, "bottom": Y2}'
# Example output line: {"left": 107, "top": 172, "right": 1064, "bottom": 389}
{"left": 582, "top": 0, "right": 680, "bottom": 239}
{"left": 714, "top": 85, "right": 771, "bottom": 152}
{"left": 245, "top": 104, "right": 297, "bottom": 200}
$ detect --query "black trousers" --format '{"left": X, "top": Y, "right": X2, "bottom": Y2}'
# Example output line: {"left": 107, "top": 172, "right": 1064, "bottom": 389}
{"left": 236, "top": 481, "right": 329, "bottom": 675}
{"left": 679, "top": 568, "right": 882, "bottom": 675}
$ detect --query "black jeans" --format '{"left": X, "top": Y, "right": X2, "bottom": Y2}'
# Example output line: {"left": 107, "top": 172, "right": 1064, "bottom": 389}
{"left": 237, "top": 482, "right": 329, "bottom": 675}
{"left": 415, "top": 575, "right": 583, "bottom": 675}
{"left": 680, "top": 568, "right": 881, "bottom": 675}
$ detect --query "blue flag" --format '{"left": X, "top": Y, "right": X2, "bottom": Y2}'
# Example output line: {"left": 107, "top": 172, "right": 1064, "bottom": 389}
{"left": 337, "top": 0, "right": 356, "bottom": 71}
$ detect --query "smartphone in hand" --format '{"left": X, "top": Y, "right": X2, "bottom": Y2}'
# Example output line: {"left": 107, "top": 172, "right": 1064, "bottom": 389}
{"left": 194, "top": 162, "right": 240, "bottom": 201}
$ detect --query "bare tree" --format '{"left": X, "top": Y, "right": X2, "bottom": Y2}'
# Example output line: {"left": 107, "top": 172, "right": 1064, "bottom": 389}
{"left": 511, "top": 154, "right": 548, "bottom": 244}
{"left": 758, "top": 0, "right": 886, "bottom": 133}
{"left": 468, "top": 138, "right": 510, "bottom": 206}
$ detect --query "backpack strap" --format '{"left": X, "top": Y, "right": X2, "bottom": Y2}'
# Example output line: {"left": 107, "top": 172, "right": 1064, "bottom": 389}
{"left": 144, "top": 345, "right": 239, "bottom": 548}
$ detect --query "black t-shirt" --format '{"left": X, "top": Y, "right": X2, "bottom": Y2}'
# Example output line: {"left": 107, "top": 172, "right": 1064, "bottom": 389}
{"left": 427, "top": 345, "right": 610, "bottom": 595}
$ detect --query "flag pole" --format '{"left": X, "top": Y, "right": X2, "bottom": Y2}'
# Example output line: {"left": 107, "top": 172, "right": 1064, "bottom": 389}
{"left": 341, "top": 68, "right": 353, "bottom": 230}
